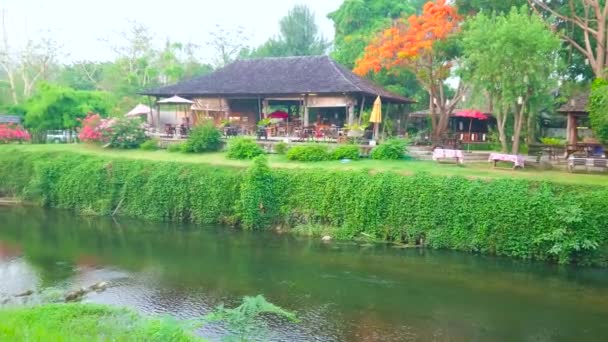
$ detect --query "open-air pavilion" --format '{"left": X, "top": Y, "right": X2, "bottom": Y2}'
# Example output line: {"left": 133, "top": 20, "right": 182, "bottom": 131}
{"left": 141, "top": 56, "right": 414, "bottom": 141}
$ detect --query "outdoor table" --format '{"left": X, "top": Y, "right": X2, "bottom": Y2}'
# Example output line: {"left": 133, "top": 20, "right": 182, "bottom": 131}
{"left": 488, "top": 153, "right": 525, "bottom": 169}
{"left": 432, "top": 148, "right": 464, "bottom": 164}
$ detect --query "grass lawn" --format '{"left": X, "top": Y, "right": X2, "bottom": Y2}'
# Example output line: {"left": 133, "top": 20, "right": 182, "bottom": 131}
{"left": 1, "top": 143, "right": 607, "bottom": 186}
{"left": 0, "top": 303, "right": 203, "bottom": 341}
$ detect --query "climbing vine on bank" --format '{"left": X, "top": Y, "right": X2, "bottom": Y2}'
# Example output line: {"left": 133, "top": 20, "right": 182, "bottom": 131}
{"left": 1, "top": 150, "right": 607, "bottom": 266}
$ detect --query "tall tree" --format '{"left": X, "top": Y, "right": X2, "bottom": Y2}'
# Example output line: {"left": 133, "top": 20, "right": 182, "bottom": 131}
{"left": 529, "top": 0, "right": 608, "bottom": 78}
{"left": 1, "top": 9, "right": 60, "bottom": 105}
{"left": 246, "top": 5, "right": 329, "bottom": 58}
{"left": 455, "top": 0, "right": 527, "bottom": 15}
{"left": 354, "top": 0, "right": 464, "bottom": 142}
{"left": 277, "top": 5, "right": 329, "bottom": 56}
{"left": 328, "top": 0, "right": 428, "bottom": 108}
{"left": 107, "top": 21, "right": 158, "bottom": 92}
{"left": 207, "top": 25, "right": 249, "bottom": 68}
{"left": 462, "top": 6, "right": 561, "bottom": 153}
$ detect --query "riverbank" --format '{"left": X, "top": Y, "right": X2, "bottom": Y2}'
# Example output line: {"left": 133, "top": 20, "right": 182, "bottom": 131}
{"left": 1, "top": 148, "right": 607, "bottom": 266}
{"left": 0, "top": 303, "right": 203, "bottom": 341}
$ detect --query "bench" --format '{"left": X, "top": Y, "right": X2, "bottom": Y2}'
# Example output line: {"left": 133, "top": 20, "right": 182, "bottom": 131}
{"left": 567, "top": 157, "right": 608, "bottom": 173}
{"left": 432, "top": 148, "right": 464, "bottom": 164}
{"left": 488, "top": 153, "right": 525, "bottom": 169}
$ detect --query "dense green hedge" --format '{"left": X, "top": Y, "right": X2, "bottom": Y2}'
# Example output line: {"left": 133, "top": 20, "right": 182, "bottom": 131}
{"left": 1, "top": 150, "right": 607, "bottom": 266}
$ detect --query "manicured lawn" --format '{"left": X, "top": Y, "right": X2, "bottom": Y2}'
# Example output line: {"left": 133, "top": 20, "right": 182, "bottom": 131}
{"left": 0, "top": 303, "right": 203, "bottom": 341}
{"left": 1, "top": 143, "right": 607, "bottom": 186}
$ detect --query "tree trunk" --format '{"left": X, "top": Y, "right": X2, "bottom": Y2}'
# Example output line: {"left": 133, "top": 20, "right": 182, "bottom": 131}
{"left": 512, "top": 105, "right": 525, "bottom": 154}
{"left": 495, "top": 108, "right": 508, "bottom": 153}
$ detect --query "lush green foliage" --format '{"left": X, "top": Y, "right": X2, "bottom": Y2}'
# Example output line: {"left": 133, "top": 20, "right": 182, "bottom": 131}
{"left": 540, "top": 137, "right": 564, "bottom": 146}
{"left": 1, "top": 150, "right": 608, "bottom": 266}
{"left": 0, "top": 304, "right": 202, "bottom": 341}
{"left": 285, "top": 145, "right": 329, "bottom": 161}
{"left": 239, "top": 156, "right": 278, "bottom": 230}
{"left": 183, "top": 122, "right": 223, "bottom": 153}
{"left": 461, "top": 7, "right": 561, "bottom": 153}
{"left": 167, "top": 143, "right": 185, "bottom": 152}
{"left": 203, "top": 295, "right": 297, "bottom": 341}
{"left": 588, "top": 78, "right": 608, "bottom": 144}
{"left": 244, "top": 5, "right": 329, "bottom": 58}
{"left": 330, "top": 144, "right": 360, "bottom": 160}
{"left": 140, "top": 139, "right": 159, "bottom": 151}
{"left": 370, "top": 139, "right": 408, "bottom": 160}
{"left": 18, "top": 83, "right": 113, "bottom": 135}
{"left": 274, "top": 142, "right": 289, "bottom": 155}
{"left": 227, "top": 138, "right": 265, "bottom": 160}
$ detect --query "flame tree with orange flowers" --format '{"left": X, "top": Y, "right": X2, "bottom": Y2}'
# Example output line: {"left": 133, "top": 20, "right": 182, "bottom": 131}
{"left": 354, "top": 0, "right": 464, "bottom": 143}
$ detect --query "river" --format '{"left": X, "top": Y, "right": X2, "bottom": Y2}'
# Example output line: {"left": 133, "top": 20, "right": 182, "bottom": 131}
{"left": 0, "top": 206, "right": 607, "bottom": 341}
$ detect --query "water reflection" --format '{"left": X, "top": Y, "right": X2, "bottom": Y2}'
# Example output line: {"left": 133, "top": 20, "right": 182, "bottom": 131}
{"left": 1, "top": 206, "right": 607, "bottom": 341}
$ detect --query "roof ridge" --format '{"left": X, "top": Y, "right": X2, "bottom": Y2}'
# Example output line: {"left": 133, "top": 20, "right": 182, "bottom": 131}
{"left": 327, "top": 57, "right": 361, "bottom": 92}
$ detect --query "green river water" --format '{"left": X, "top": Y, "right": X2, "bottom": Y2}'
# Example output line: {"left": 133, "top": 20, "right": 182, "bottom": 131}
{"left": 0, "top": 206, "right": 607, "bottom": 341}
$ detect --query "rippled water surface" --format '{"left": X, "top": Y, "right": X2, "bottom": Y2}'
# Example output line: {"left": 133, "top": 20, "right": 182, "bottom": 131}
{"left": 1, "top": 207, "right": 608, "bottom": 341}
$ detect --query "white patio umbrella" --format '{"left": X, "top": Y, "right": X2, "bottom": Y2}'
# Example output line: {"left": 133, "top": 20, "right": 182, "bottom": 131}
{"left": 157, "top": 95, "right": 194, "bottom": 125}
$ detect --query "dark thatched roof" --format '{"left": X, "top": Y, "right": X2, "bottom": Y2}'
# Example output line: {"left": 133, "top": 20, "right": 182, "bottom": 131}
{"left": 142, "top": 56, "right": 413, "bottom": 104}
{"left": 557, "top": 93, "right": 589, "bottom": 114}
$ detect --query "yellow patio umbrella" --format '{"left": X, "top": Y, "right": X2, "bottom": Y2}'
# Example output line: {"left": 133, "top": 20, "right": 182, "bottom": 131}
{"left": 369, "top": 96, "right": 382, "bottom": 140}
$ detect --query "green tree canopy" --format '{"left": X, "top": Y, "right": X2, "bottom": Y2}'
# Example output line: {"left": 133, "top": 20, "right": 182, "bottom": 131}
{"left": 462, "top": 6, "right": 561, "bottom": 153}
{"left": 21, "top": 83, "right": 114, "bottom": 132}
{"left": 588, "top": 78, "right": 608, "bottom": 143}
{"left": 246, "top": 5, "right": 329, "bottom": 58}
{"left": 327, "top": 0, "right": 429, "bottom": 106}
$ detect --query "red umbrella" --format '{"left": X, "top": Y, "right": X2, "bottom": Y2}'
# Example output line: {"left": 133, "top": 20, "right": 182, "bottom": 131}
{"left": 454, "top": 110, "right": 489, "bottom": 143}
{"left": 268, "top": 111, "right": 289, "bottom": 119}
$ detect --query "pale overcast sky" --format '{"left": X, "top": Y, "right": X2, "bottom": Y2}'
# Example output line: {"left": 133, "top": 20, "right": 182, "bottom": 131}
{"left": 0, "top": 0, "right": 341, "bottom": 63}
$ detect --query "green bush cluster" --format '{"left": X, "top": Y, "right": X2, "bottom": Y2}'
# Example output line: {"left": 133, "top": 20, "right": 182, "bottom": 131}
{"left": 274, "top": 142, "right": 288, "bottom": 155}
{"left": 330, "top": 144, "right": 360, "bottom": 160}
{"left": 183, "top": 122, "right": 223, "bottom": 153}
{"left": 104, "top": 117, "right": 148, "bottom": 149}
{"left": 370, "top": 139, "right": 409, "bottom": 160}
{"left": 227, "top": 138, "right": 265, "bottom": 160}
{"left": 139, "top": 139, "right": 159, "bottom": 151}
{"left": 286, "top": 145, "right": 329, "bottom": 161}
{"left": 2, "top": 150, "right": 608, "bottom": 266}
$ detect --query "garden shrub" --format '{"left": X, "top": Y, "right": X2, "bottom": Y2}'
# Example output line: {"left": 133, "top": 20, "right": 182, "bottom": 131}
{"left": 540, "top": 137, "right": 563, "bottom": 146}
{"left": 0, "top": 124, "right": 30, "bottom": 143}
{"left": 104, "top": 117, "right": 147, "bottom": 149}
{"left": 182, "top": 121, "right": 222, "bottom": 153}
{"left": 227, "top": 137, "right": 265, "bottom": 160}
{"left": 167, "top": 143, "right": 185, "bottom": 152}
{"left": 274, "top": 142, "right": 288, "bottom": 155}
{"left": 370, "top": 138, "right": 409, "bottom": 160}
{"left": 286, "top": 145, "right": 329, "bottom": 161}
{"left": 139, "top": 139, "right": 159, "bottom": 151}
{"left": 78, "top": 114, "right": 146, "bottom": 149}
{"left": 2, "top": 149, "right": 608, "bottom": 266}
{"left": 330, "top": 144, "right": 360, "bottom": 160}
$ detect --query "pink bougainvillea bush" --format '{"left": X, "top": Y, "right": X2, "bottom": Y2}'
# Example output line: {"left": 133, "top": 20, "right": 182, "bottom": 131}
{"left": 0, "top": 124, "right": 31, "bottom": 144}
{"left": 78, "top": 113, "right": 104, "bottom": 143}
{"left": 78, "top": 113, "right": 146, "bottom": 149}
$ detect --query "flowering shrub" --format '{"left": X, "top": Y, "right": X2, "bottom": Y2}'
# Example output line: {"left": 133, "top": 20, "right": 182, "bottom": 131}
{"left": 104, "top": 118, "right": 147, "bottom": 149}
{"left": 78, "top": 113, "right": 147, "bottom": 149}
{"left": 0, "top": 124, "right": 31, "bottom": 144}
{"left": 78, "top": 114, "right": 104, "bottom": 143}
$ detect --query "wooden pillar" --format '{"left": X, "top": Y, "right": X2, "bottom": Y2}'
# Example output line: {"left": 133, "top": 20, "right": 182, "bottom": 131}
{"left": 155, "top": 97, "right": 161, "bottom": 131}
{"left": 303, "top": 96, "right": 309, "bottom": 126}
{"left": 567, "top": 113, "right": 577, "bottom": 144}
{"left": 262, "top": 99, "right": 269, "bottom": 118}
{"left": 347, "top": 98, "right": 355, "bottom": 126}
